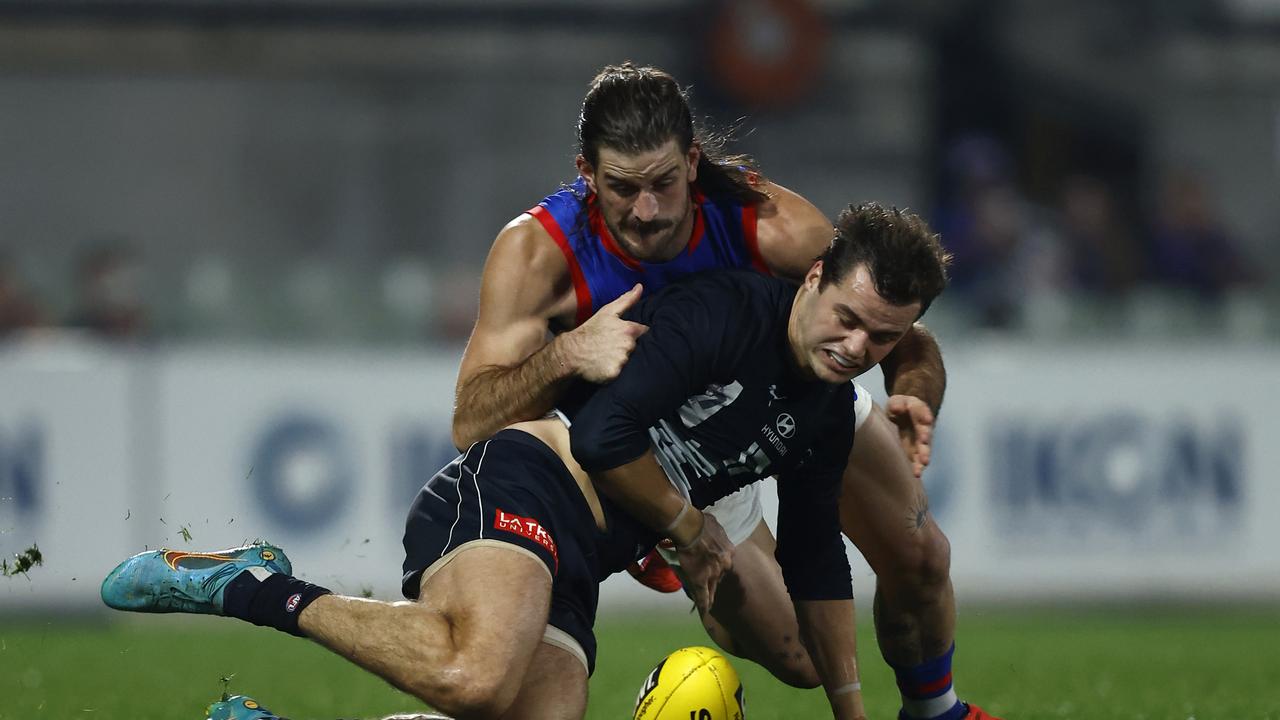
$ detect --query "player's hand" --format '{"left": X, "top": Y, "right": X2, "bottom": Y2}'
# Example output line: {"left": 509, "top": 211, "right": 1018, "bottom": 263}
{"left": 886, "top": 394, "right": 934, "bottom": 479}
{"left": 559, "top": 283, "right": 648, "bottom": 383}
{"left": 674, "top": 512, "right": 734, "bottom": 615}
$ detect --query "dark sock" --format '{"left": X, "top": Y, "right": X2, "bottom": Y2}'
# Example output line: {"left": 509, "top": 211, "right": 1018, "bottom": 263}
{"left": 223, "top": 570, "right": 330, "bottom": 637}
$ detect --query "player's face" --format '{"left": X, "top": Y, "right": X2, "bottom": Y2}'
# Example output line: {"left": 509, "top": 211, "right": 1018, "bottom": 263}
{"left": 576, "top": 139, "right": 700, "bottom": 263}
{"left": 789, "top": 261, "right": 920, "bottom": 383}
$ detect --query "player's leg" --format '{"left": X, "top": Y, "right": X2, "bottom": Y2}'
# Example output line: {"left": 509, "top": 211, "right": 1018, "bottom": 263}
{"left": 203, "top": 617, "right": 591, "bottom": 720}
{"left": 499, "top": 639, "right": 590, "bottom": 720}
{"left": 672, "top": 486, "right": 819, "bottom": 687}
{"left": 104, "top": 431, "right": 587, "bottom": 719}
{"left": 695, "top": 517, "right": 820, "bottom": 689}
{"left": 392, "top": 428, "right": 599, "bottom": 719}
{"left": 101, "top": 541, "right": 550, "bottom": 719}
{"left": 843, "top": 401, "right": 954, "bottom": 663}
{"left": 841, "top": 396, "right": 974, "bottom": 719}
{"left": 300, "top": 544, "right": 553, "bottom": 718}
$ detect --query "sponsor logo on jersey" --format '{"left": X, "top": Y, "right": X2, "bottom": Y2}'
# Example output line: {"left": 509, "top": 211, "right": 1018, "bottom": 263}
{"left": 775, "top": 413, "right": 796, "bottom": 438}
{"left": 767, "top": 384, "right": 787, "bottom": 406}
{"left": 760, "top": 421, "right": 790, "bottom": 456}
{"left": 493, "top": 509, "right": 559, "bottom": 571}
{"left": 285, "top": 592, "right": 302, "bottom": 613}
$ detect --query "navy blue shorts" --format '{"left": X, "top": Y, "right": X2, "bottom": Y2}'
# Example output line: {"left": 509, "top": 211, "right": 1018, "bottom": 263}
{"left": 401, "top": 429, "right": 654, "bottom": 675}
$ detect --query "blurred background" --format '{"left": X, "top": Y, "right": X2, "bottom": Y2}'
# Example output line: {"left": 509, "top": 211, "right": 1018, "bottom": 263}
{"left": 2, "top": 0, "right": 1279, "bottom": 614}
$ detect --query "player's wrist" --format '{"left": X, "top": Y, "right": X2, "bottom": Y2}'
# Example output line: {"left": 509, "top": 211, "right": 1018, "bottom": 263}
{"left": 547, "top": 332, "right": 582, "bottom": 380}
{"left": 889, "top": 380, "right": 943, "bottom": 417}
{"left": 825, "top": 683, "right": 865, "bottom": 720}
{"left": 668, "top": 504, "right": 705, "bottom": 549}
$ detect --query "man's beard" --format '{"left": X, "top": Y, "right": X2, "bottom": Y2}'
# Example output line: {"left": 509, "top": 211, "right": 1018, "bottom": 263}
{"left": 607, "top": 204, "right": 690, "bottom": 262}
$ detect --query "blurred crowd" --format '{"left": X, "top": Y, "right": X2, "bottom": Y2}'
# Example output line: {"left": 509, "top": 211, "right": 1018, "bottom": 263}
{"left": 934, "top": 135, "right": 1266, "bottom": 334}
{"left": 0, "top": 149, "right": 1269, "bottom": 345}
{"left": 1, "top": 244, "right": 148, "bottom": 341}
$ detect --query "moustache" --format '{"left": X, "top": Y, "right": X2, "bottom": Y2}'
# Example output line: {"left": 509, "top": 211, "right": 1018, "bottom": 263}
{"left": 627, "top": 218, "right": 674, "bottom": 235}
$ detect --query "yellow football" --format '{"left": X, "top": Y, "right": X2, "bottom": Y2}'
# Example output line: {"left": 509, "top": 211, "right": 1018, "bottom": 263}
{"left": 633, "top": 646, "right": 745, "bottom": 720}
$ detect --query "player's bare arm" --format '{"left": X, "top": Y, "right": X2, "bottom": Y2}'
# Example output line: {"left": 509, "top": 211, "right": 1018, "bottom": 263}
{"left": 796, "top": 599, "right": 867, "bottom": 720}
{"left": 587, "top": 449, "right": 734, "bottom": 615}
{"left": 880, "top": 323, "right": 945, "bottom": 475}
{"left": 756, "top": 180, "right": 947, "bottom": 469}
{"left": 452, "top": 215, "right": 647, "bottom": 449}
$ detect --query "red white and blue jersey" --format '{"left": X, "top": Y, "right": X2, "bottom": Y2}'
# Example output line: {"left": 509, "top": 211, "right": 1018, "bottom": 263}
{"left": 527, "top": 177, "right": 771, "bottom": 327}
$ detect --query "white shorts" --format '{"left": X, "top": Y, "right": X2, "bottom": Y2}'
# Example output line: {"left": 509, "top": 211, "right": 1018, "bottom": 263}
{"left": 697, "top": 382, "right": 872, "bottom": 548}
{"left": 703, "top": 483, "right": 766, "bottom": 546}
{"left": 852, "top": 381, "right": 873, "bottom": 431}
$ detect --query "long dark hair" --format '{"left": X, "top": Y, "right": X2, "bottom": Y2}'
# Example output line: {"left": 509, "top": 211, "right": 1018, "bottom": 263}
{"left": 577, "top": 62, "right": 770, "bottom": 206}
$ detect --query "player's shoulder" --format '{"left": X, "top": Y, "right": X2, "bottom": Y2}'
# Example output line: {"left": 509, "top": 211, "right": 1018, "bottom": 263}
{"left": 531, "top": 178, "right": 591, "bottom": 221}
{"left": 478, "top": 211, "right": 578, "bottom": 322}
{"left": 754, "top": 180, "right": 833, "bottom": 282}
{"left": 488, "top": 212, "right": 565, "bottom": 274}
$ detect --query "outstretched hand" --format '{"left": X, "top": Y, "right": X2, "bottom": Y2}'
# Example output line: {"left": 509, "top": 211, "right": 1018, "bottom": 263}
{"left": 886, "top": 394, "right": 934, "bottom": 479}
{"left": 560, "top": 283, "right": 648, "bottom": 383}
{"left": 674, "top": 512, "right": 734, "bottom": 616}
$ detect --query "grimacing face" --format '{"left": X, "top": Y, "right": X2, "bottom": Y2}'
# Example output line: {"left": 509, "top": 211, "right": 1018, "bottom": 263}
{"left": 576, "top": 138, "right": 700, "bottom": 263}
{"left": 788, "top": 261, "right": 921, "bottom": 384}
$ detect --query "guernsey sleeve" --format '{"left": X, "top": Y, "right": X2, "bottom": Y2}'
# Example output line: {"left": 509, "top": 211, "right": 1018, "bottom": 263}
{"left": 773, "top": 383, "right": 859, "bottom": 601}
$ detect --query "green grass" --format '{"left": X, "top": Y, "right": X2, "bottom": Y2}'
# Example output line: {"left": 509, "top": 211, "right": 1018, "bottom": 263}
{"left": 3, "top": 605, "right": 1279, "bottom": 719}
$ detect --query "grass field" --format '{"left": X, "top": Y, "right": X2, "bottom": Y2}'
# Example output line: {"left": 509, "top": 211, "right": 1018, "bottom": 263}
{"left": 3, "top": 605, "right": 1279, "bottom": 719}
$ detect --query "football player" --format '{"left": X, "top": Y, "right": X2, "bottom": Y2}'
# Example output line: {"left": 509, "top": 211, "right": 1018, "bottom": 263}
{"left": 449, "top": 63, "right": 991, "bottom": 720}
{"left": 103, "top": 203, "right": 989, "bottom": 720}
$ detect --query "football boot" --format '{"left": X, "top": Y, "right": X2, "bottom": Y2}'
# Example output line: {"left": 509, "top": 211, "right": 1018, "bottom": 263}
{"left": 626, "top": 547, "right": 683, "bottom": 594}
{"left": 101, "top": 543, "right": 291, "bottom": 614}
{"left": 962, "top": 704, "right": 1003, "bottom": 719}
{"left": 206, "top": 694, "right": 286, "bottom": 720}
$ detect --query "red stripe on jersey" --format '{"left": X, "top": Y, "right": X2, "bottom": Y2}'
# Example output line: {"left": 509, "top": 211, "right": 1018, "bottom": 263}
{"left": 686, "top": 185, "right": 708, "bottom": 253}
{"left": 528, "top": 205, "right": 593, "bottom": 327}
{"left": 686, "top": 203, "right": 707, "bottom": 254}
{"left": 742, "top": 204, "right": 771, "bottom": 275}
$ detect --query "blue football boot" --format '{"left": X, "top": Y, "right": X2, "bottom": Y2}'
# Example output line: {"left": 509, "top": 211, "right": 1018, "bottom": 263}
{"left": 101, "top": 543, "right": 291, "bottom": 614}
{"left": 206, "top": 694, "right": 287, "bottom": 720}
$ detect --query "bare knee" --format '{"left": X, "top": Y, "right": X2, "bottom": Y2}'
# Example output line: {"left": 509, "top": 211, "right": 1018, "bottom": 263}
{"left": 885, "top": 523, "right": 952, "bottom": 595}
{"left": 409, "top": 652, "right": 521, "bottom": 719}
{"left": 701, "top": 615, "right": 819, "bottom": 689}
{"left": 770, "top": 652, "right": 821, "bottom": 689}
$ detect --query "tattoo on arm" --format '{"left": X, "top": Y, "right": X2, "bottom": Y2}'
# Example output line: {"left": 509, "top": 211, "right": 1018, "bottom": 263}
{"left": 907, "top": 495, "right": 931, "bottom": 532}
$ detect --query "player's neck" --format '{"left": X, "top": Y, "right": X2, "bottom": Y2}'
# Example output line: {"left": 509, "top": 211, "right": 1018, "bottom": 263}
{"left": 784, "top": 295, "right": 818, "bottom": 382}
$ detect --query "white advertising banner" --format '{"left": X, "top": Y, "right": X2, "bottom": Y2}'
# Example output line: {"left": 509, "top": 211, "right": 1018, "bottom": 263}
{"left": 2, "top": 341, "right": 1278, "bottom": 610}
{"left": 0, "top": 340, "right": 137, "bottom": 610}
{"left": 148, "top": 347, "right": 463, "bottom": 600}
{"left": 834, "top": 345, "right": 1280, "bottom": 602}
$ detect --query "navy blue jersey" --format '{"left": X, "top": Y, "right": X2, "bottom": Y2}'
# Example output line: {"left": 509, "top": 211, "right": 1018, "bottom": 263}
{"left": 567, "top": 270, "right": 856, "bottom": 601}
{"left": 528, "top": 177, "right": 770, "bottom": 328}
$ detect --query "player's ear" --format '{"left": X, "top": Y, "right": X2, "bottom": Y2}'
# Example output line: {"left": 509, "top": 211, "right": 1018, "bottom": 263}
{"left": 805, "top": 260, "right": 824, "bottom": 290}
{"left": 575, "top": 155, "right": 597, "bottom": 193}
{"left": 686, "top": 144, "right": 701, "bottom": 183}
